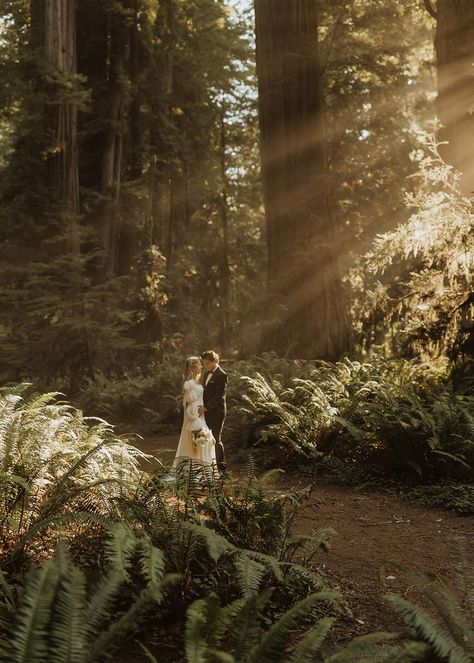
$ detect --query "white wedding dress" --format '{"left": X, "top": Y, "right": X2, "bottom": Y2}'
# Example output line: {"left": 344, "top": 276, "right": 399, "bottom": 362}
{"left": 172, "top": 379, "right": 218, "bottom": 474}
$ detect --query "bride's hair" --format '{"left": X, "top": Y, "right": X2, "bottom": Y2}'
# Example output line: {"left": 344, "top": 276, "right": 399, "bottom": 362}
{"left": 183, "top": 356, "right": 201, "bottom": 382}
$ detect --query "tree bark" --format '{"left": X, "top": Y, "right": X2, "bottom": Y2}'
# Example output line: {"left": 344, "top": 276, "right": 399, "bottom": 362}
{"left": 129, "top": 0, "right": 144, "bottom": 180}
{"left": 254, "top": 0, "right": 350, "bottom": 359}
{"left": 434, "top": 0, "right": 474, "bottom": 195}
{"left": 99, "top": 7, "right": 128, "bottom": 277}
{"left": 218, "top": 106, "right": 231, "bottom": 356}
{"left": 44, "top": 0, "right": 80, "bottom": 250}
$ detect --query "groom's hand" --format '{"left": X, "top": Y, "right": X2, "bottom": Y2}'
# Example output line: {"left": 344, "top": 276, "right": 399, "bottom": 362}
{"left": 198, "top": 406, "right": 206, "bottom": 415}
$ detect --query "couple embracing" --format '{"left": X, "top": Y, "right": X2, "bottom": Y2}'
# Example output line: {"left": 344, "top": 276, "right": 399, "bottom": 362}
{"left": 173, "top": 350, "right": 228, "bottom": 478}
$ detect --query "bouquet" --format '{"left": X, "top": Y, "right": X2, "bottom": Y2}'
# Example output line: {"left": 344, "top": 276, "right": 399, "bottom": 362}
{"left": 192, "top": 428, "right": 209, "bottom": 449}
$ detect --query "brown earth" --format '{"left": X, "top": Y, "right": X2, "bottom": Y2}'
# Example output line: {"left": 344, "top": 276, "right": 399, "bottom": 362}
{"left": 137, "top": 434, "right": 474, "bottom": 640}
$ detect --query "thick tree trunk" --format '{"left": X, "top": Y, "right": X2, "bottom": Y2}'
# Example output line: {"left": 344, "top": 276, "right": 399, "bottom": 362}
{"left": 76, "top": 0, "right": 108, "bottom": 188}
{"left": 254, "top": 0, "right": 350, "bottom": 359}
{"left": 44, "top": 0, "right": 80, "bottom": 250}
{"left": 99, "top": 9, "right": 128, "bottom": 277}
{"left": 435, "top": 1, "right": 474, "bottom": 195}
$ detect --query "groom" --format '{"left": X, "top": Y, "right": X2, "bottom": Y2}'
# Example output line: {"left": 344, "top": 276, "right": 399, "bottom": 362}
{"left": 199, "top": 350, "right": 228, "bottom": 475}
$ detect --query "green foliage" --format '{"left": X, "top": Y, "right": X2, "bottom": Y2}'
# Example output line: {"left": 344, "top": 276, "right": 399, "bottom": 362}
{"left": 78, "top": 356, "right": 184, "bottom": 431}
{"left": 0, "top": 255, "right": 141, "bottom": 392}
{"left": 203, "top": 456, "right": 333, "bottom": 561}
{"left": 3, "top": 383, "right": 470, "bottom": 661}
{"left": 386, "top": 538, "right": 474, "bottom": 662}
{"left": 396, "top": 483, "right": 474, "bottom": 516}
{"left": 183, "top": 590, "right": 339, "bottom": 663}
{"left": 0, "top": 0, "right": 265, "bottom": 394}
{"left": 321, "top": 1, "right": 434, "bottom": 263}
{"left": 0, "top": 529, "right": 178, "bottom": 662}
{"left": 236, "top": 355, "right": 474, "bottom": 482}
{"left": 120, "top": 458, "right": 334, "bottom": 616}
{"left": 355, "top": 134, "right": 474, "bottom": 359}
{"left": 0, "top": 385, "right": 145, "bottom": 565}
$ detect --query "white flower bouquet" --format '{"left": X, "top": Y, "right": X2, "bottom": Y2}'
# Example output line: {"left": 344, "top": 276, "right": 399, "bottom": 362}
{"left": 192, "top": 428, "right": 209, "bottom": 449}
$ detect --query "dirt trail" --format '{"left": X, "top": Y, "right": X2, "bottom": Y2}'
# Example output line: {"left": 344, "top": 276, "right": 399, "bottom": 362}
{"left": 137, "top": 434, "right": 474, "bottom": 637}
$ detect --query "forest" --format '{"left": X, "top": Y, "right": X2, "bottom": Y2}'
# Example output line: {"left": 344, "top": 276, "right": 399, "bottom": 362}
{"left": 0, "top": 0, "right": 473, "bottom": 660}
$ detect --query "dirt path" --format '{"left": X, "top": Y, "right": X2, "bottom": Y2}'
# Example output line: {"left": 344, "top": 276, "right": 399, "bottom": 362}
{"left": 290, "top": 478, "right": 473, "bottom": 637}
{"left": 138, "top": 435, "right": 474, "bottom": 638}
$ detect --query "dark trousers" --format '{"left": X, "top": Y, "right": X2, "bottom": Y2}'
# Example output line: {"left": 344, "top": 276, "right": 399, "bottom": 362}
{"left": 206, "top": 413, "right": 226, "bottom": 469}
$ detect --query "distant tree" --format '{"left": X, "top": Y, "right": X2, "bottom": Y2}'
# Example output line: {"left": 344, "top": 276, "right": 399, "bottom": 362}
{"left": 44, "top": 0, "right": 80, "bottom": 250}
{"left": 254, "top": 0, "right": 350, "bottom": 359}
{"left": 424, "top": 0, "right": 474, "bottom": 195}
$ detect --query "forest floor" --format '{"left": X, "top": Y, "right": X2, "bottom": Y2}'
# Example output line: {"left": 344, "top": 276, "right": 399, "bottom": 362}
{"left": 136, "top": 434, "right": 474, "bottom": 641}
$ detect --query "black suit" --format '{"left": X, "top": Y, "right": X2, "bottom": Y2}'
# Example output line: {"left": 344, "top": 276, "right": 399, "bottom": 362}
{"left": 203, "top": 365, "right": 227, "bottom": 469}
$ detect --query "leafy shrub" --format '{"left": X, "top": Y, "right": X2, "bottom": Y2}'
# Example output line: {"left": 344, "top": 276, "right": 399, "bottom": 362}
{"left": 397, "top": 483, "right": 474, "bottom": 516}
{"left": 78, "top": 358, "right": 183, "bottom": 432}
{"left": 235, "top": 355, "right": 474, "bottom": 482}
{"left": 120, "top": 460, "right": 335, "bottom": 617}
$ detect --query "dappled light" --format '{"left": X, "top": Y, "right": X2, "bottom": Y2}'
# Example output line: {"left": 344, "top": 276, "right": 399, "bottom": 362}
{"left": 0, "top": 0, "right": 473, "bottom": 660}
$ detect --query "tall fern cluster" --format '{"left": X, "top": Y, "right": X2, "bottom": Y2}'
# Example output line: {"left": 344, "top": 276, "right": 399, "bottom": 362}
{"left": 0, "top": 384, "right": 145, "bottom": 565}
{"left": 237, "top": 355, "right": 474, "bottom": 483}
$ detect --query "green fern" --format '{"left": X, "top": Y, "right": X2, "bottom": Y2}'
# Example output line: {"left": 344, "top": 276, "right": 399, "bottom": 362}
{"left": 386, "top": 542, "right": 474, "bottom": 662}
{"left": 233, "top": 551, "right": 267, "bottom": 597}
{"left": 0, "top": 558, "right": 60, "bottom": 662}
{"left": 183, "top": 589, "right": 340, "bottom": 663}
{"left": 0, "top": 529, "right": 177, "bottom": 662}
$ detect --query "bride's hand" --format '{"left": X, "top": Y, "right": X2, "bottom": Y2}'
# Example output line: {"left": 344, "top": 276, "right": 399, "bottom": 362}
{"left": 198, "top": 406, "right": 206, "bottom": 415}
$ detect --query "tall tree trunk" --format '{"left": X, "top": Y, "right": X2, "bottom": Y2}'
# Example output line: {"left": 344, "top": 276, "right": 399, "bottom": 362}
{"left": 129, "top": 0, "right": 144, "bottom": 180}
{"left": 44, "top": 0, "right": 80, "bottom": 250}
{"left": 99, "top": 8, "right": 128, "bottom": 277}
{"left": 254, "top": 0, "right": 350, "bottom": 359}
{"left": 218, "top": 106, "right": 231, "bottom": 356}
{"left": 434, "top": 1, "right": 474, "bottom": 195}
{"left": 76, "top": 0, "right": 108, "bottom": 188}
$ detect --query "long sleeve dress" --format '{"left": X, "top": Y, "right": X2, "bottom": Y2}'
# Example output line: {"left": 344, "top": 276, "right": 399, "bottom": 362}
{"left": 172, "top": 379, "right": 217, "bottom": 471}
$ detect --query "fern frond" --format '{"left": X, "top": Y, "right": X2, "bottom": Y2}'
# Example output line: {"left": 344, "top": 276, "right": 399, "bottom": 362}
{"left": 103, "top": 523, "right": 137, "bottom": 579}
{"left": 180, "top": 522, "right": 234, "bottom": 563}
{"left": 233, "top": 552, "right": 267, "bottom": 597}
{"left": 84, "top": 570, "right": 125, "bottom": 641}
{"left": 232, "top": 589, "right": 274, "bottom": 660}
{"left": 49, "top": 554, "right": 87, "bottom": 663}
{"left": 11, "top": 510, "right": 107, "bottom": 560}
{"left": 243, "top": 550, "right": 284, "bottom": 583}
{"left": 185, "top": 596, "right": 213, "bottom": 663}
{"left": 0, "top": 559, "right": 60, "bottom": 663}
{"left": 324, "top": 631, "right": 398, "bottom": 662}
{"left": 88, "top": 588, "right": 154, "bottom": 660}
{"left": 246, "top": 591, "right": 339, "bottom": 663}
{"left": 287, "top": 616, "right": 335, "bottom": 662}
{"left": 386, "top": 593, "right": 472, "bottom": 663}
{"left": 139, "top": 538, "right": 166, "bottom": 589}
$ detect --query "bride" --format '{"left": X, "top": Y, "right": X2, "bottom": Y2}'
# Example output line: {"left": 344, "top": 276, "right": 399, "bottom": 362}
{"left": 172, "top": 356, "right": 218, "bottom": 476}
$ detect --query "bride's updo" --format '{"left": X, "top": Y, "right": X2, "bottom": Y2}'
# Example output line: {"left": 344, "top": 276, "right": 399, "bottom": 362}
{"left": 184, "top": 356, "right": 201, "bottom": 382}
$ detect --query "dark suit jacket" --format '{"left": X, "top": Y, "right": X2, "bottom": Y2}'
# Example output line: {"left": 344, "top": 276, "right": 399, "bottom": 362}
{"left": 203, "top": 365, "right": 227, "bottom": 424}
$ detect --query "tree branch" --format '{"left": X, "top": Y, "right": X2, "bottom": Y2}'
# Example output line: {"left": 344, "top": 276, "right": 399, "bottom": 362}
{"left": 423, "top": 0, "right": 438, "bottom": 19}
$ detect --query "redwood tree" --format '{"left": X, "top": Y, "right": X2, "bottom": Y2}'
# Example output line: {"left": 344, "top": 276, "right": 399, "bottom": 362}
{"left": 44, "top": 0, "right": 80, "bottom": 249}
{"left": 424, "top": 0, "right": 474, "bottom": 195}
{"left": 254, "top": 0, "right": 350, "bottom": 359}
